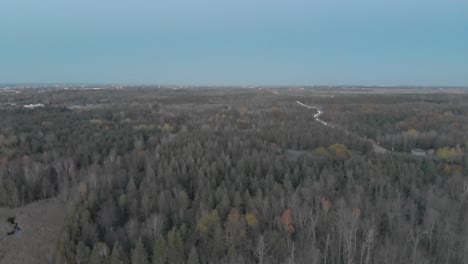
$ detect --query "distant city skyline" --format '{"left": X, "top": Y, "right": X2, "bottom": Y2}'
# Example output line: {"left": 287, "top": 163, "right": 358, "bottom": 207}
{"left": 1, "top": 0, "right": 467, "bottom": 86}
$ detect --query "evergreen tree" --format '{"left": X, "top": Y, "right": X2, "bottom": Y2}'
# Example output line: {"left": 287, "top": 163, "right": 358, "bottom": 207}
{"left": 167, "top": 229, "right": 184, "bottom": 264}
{"left": 89, "top": 242, "right": 110, "bottom": 264}
{"left": 54, "top": 228, "right": 76, "bottom": 264}
{"left": 152, "top": 237, "right": 167, "bottom": 264}
{"left": 187, "top": 247, "right": 200, "bottom": 264}
{"left": 132, "top": 237, "right": 149, "bottom": 264}
{"left": 75, "top": 241, "right": 91, "bottom": 264}
{"left": 109, "top": 242, "right": 129, "bottom": 264}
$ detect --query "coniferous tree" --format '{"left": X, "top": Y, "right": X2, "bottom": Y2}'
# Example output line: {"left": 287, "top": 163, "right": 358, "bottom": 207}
{"left": 132, "top": 238, "right": 149, "bottom": 264}
{"left": 152, "top": 237, "right": 167, "bottom": 264}
{"left": 187, "top": 247, "right": 200, "bottom": 264}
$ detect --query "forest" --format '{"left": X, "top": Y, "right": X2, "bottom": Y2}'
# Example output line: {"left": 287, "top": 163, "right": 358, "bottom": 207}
{"left": 0, "top": 86, "right": 467, "bottom": 264}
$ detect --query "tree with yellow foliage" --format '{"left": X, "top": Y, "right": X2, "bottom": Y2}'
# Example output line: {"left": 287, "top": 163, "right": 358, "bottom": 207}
{"left": 328, "top": 144, "right": 351, "bottom": 160}
{"left": 197, "top": 210, "right": 221, "bottom": 235}
{"left": 245, "top": 213, "right": 258, "bottom": 228}
{"left": 436, "top": 147, "right": 460, "bottom": 163}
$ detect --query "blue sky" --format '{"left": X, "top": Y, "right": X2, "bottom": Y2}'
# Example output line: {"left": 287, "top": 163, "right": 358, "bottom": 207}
{"left": 1, "top": 0, "right": 467, "bottom": 86}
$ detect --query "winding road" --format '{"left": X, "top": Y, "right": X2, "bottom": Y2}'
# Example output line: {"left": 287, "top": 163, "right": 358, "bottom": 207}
{"left": 263, "top": 88, "right": 389, "bottom": 154}
{"left": 296, "top": 101, "right": 389, "bottom": 154}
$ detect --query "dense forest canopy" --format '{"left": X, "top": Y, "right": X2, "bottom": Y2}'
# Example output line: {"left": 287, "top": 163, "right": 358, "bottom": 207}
{"left": 1, "top": 86, "right": 467, "bottom": 264}
{"left": 318, "top": 93, "right": 468, "bottom": 153}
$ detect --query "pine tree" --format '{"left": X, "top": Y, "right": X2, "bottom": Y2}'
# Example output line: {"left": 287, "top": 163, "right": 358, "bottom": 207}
{"left": 167, "top": 229, "right": 184, "bottom": 264}
{"left": 152, "top": 237, "right": 167, "bottom": 264}
{"left": 75, "top": 241, "right": 91, "bottom": 264}
{"left": 54, "top": 228, "right": 76, "bottom": 264}
{"left": 187, "top": 247, "right": 200, "bottom": 264}
{"left": 131, "top": 237, "right": 149, "bottom": 264}
{"left": 109, "top": 242, "right": 129, "bottom": 264}
{"left": 89, "top": 242, "right": 110, "bottom": 264}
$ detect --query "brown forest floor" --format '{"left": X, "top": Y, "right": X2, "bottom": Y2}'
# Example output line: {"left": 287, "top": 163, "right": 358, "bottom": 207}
{"left": 0, "top": 198, "right": 66, "bottom": 264}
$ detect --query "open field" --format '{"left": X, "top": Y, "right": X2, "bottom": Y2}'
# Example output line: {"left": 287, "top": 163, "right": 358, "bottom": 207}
{"left": 0, "top": 199, "right": 66, "bottom": 264}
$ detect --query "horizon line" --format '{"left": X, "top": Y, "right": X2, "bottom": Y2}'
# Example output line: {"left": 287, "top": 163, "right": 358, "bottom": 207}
{"left": 1, "top": 83, "right": 468, "bottom": 88}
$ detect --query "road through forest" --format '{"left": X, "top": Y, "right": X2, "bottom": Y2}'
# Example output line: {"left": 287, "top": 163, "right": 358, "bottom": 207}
{"left": 295, "top": 100, "right": 389, "bottom": 154}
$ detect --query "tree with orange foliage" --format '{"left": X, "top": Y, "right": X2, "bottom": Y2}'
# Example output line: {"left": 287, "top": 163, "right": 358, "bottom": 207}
{"left": 321, "top": 197, "right": 332, "bottom": 215}
{"left": 279, "top": 209, "right": 295, "bottom": 233}
{"left": 0, "top": 158, "right": 8, "bottom": 167}
{"left": 353, "top": 208, "right": 361, "bottom": 219}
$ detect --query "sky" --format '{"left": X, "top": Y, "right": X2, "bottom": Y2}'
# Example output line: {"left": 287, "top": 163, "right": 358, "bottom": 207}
{"left": 1, "top": 0, "right": 467, "bottom": 86}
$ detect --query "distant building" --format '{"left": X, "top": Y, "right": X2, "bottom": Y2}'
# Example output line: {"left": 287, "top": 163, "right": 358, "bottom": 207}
{"left": 411, "top": 148, "right": 426, "bottom": 156}
{"left": 24, "top": 103, "right": 44, "bottom": 109}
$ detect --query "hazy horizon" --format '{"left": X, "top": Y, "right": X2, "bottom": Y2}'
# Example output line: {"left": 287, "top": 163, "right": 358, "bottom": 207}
{"left": 2, "top": 0, "right": 468, "bottom": 86}
{"left": 2, "top": 83, "right": 468, "bottom": 88}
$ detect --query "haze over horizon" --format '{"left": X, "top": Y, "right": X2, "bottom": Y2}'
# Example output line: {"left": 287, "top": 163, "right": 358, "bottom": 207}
{"left": 1, "top": 0, "right": 467, "bottom": 86}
